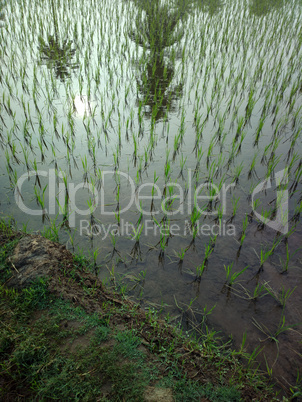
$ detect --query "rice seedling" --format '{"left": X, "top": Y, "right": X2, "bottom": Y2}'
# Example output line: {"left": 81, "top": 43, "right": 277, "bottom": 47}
{"left": 190, "top": 203, "right": 202, "bottom": 230}
{"left": 291, "top": 104, "right": 302, "bottom": 129}
{"left": 5, "top": 149, "right": 13, "bottom": 175}
{"left": 108, "top": 232, "right": 122, "bottom": 262}
{"left": 291, "top": 200, "right": 302, "bottom": 223}
{"left": 158, "top": 222, "right": 169, "bottom": 264}
{"left": 124, "top": 269, "right": 147, "bottom": 298}
{"left": 254, "top": 117, "right": 265, "bottom": 146}
{"left": 235, "top": 282, "right": 269, "bottom": 302}
{"left": 81, "top": 155, "right": 89, "bottom": 184}
{"left": 92, "top": 247, "right": 100, "bottom": 275}
{"left": 256, "top": 208, "right": 272, "bottom": 231}
{"left": 34, "top": 184, "right": 49, "bottom": 222}
{"left": 264, "top": 282, "right": 297, "bottom": 309}
{"left": 164, "top": 150, "right": 171, "bottom": 183}
{"left": 232, "top": 163, "right": 244, "bottom": 185}
{"left": 237, "top": 215, "right": 249, "bottom": 257}
{"left": 248, "top": 153, "right": 258, "bottom": 179}
{"left": 130, "top": 222, "right": 144, "bottom": 262}
{"left": 132, "top": 132, "right": 138, "bottom": 166}
{"left": 252, "top": 312, "right": 299, "bottom": 344}
{"left": 227, "top": 196, "right": 240, "bottom": 224}
{"left": 256, "top": 237, "right": 281, "bottom": 273}
{"left": 245, "top": 86, "right": 257, "bottom": 122}
{"left": 173, "top": 247, "right": 187, "bottom": 271}
{"left": 149, "top": 172, "right": 159, "bottom": 214}
{"left": 224, "top": 262, "right": 248, "bottom": 287}
{"left": 42, "top": 215, "right": 60, "bottom": 242}
{"left": 286, "top": 153, "right": 299, "bottom": 175}
{"left": 235, "top": 116, "right": 245, "bottom": 142}
{"left": 195, "top": 261, "right": 206, "bottom": 282}
{"left": 289, "top": 161, "right": 302, "bottom": 196}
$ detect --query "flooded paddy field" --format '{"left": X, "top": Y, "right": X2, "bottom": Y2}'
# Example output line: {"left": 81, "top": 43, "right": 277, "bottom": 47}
{"left": 0, "top": 0, "right": 302, "bottom": 395}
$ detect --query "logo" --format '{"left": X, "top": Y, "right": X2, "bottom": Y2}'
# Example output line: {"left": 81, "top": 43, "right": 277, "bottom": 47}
{"left": 251, "top": 169, "right": 288, "bottom": 234}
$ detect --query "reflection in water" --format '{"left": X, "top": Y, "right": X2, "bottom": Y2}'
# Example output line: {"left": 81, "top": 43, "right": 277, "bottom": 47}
{"left": 0, "top": 0, "right": 6, "bottom": 28}
{"left": 38, "top": 0, "right": 78, "bottom": 81}
{"left": 73, "top": 95, "right": 92, "bottom": 118}
{"left": 249, "top": 0, "right": 284, "bottom": 16}
{"left": 130, "top": 0, "right": 188, "bottom": 121}
{"left": 130, "top": 0, "right": 185, "bottom": 53}
{"left": 192, "top": 0, "right": 224, "bottom": 16}
{"left": 136, "top": 56, "right": 183, "bottom": 121}
{"left": 38, "top": 36, "right": 78, "bottom": 81}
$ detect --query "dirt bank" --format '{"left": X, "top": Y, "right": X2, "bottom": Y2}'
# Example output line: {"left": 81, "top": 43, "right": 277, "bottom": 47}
{"left": 0, "top": 229, "right": 276, "bottom": 401}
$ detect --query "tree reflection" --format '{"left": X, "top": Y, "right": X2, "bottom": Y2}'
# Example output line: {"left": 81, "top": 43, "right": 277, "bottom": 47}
{"left": 136, "top": 55, "right": 183, "bottom": 121}
{"left": 38, "top": 0, "right": 78, "bottom": 81}
{"left": 249, "top": 0, "right": 284, "bottom": 16}
{"left": 130, "top": 0, "right": 188, "bottom": 121}
{"left": 130, "top": 0, "right": 186, "bottom": 54}
{"left": 192, "top": 0, "right": 224, "bottom": 16}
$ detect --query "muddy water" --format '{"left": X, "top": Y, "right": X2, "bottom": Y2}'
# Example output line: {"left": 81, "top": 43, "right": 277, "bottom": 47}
{"left": 0, "top": 0, "right": 302, "bottom": 393}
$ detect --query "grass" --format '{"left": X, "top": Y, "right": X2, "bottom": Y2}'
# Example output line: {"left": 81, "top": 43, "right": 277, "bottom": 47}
{"left": 0, "top": 286, "right": 152, "bottom": 399}
{"left": 0, "top": 224, "right": 278, "bottom": 401}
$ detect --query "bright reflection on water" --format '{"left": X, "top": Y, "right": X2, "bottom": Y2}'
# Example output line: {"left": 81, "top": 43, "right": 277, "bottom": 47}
{"left": 73, "top": 96, "right": 92, "bottom": 118}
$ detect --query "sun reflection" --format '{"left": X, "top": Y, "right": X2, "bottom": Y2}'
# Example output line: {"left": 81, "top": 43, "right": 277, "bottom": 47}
{"left": 73, "top": 95, "right": 92, "bottom": 117}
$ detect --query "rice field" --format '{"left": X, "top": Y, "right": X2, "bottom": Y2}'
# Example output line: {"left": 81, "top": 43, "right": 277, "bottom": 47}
{"left": 0, "top": 0, "right": 302, "bottom": 395}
